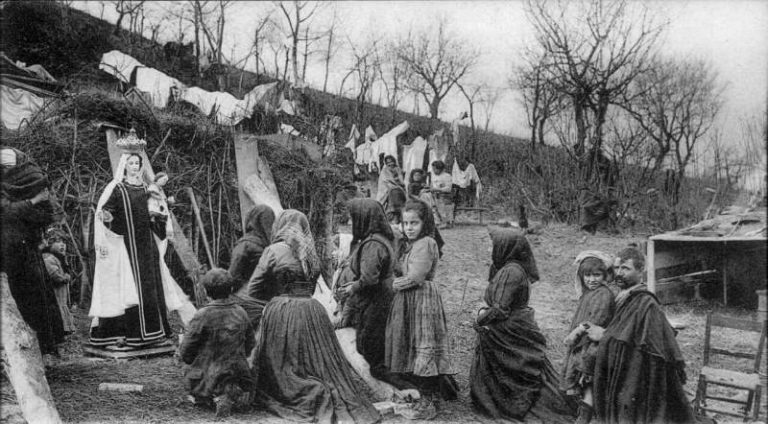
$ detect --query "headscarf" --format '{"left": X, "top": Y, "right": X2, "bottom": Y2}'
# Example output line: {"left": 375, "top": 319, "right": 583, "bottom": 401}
{"left": 376, "top": 159, "right": 405, "bottom": 204}
{"left": 239, "top": 204, "right": 275, "bottom": 251}
{"left": 408, "top": 169, "right": 426, "bottom": 197}
{"left": 573, "top": 250, "right": 615, "bottom": 295}
{"left": 271, "top": 209, "right": 320, "bottom": 281}
{"left": 1, "top": 146, "right": 49, "bottom": 199}
{"left": 348, "top": 198, "right": 393, "bottom": 246}
{"left": 488, "top": 227, "right": 539, "bottom": 282}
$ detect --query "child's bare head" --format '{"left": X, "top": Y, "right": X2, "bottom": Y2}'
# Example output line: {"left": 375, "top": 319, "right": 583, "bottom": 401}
{"left": 201, "top": 268, "right": 234, "bottom": 299}
{"left": 578, "top": 257, "right": 610, "bottom": 291}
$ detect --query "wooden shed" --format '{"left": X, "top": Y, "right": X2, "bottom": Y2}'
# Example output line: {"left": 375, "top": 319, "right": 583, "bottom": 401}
{"left": 647, "top": 207, "right": 767, "bottom": 308}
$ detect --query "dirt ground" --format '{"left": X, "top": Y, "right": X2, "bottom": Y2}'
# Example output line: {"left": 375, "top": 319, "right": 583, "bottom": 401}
{"left": 3, "top": 222, "right": 765, "bottom": 423}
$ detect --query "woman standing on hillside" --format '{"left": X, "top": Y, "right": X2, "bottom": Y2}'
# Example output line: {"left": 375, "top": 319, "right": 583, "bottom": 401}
{"left": 228, "top": 204, "right": 275, "bottom": 328}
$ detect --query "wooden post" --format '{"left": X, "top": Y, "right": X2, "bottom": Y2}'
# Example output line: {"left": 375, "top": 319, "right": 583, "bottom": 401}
{"left": 722, "top": 243, "right": 728, "bottom": 307}
{"left": 186, "top": 187, "right": 216, "bottom": 268}
{"left": 0, "top": 273, "right": 63, "bottom": 424}
{"left": 647, "top": 239, "right": 656, "bottom": 293}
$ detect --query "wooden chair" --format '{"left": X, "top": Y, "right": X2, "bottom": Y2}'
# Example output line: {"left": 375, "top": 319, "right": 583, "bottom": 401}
{"left": 694, "top": 313, "right": 767, "bottom": 421}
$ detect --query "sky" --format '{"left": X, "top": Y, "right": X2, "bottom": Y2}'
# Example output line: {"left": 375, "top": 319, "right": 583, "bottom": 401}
{"left": 74, "top": 1, "right": 767, "bottom": 148}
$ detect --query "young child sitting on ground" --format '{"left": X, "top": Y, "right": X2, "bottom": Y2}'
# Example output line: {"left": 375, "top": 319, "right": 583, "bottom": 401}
{"left": 179, "top": 268, "right": 256, "bottom": 418}
{"left": 561, "top": 251, "right": 616, "bottom": 424}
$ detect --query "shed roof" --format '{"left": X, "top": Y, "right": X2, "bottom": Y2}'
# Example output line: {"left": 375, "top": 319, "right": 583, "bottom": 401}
{"left": 651, "top": 206, "right": 766, "bottom": 241}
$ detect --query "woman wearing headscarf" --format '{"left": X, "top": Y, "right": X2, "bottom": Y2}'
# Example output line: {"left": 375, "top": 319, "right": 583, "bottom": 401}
{"left": 336, "top": 198, "right": 418, "bottom": 391}
{"left": 376, "top": 155, "right": 406, "bottom": 223}
{"left": 247, "top": 209, "right": 380, "bottom": 424}
{"left": 228, "top": 205, "right": 275, "bottom": 328}
{"left": 470, "top": 228, "right": 575, "bottom": 423}
{"left": 1, "top": 146, "right": 65, "bottom": 355}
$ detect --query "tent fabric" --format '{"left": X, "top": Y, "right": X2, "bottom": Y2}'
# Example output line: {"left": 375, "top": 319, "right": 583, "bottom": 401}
{"left": 380, "top": 121, "right": 409, "bottom": 158}
{"left": 428, "top": 128, "right": 449, "bottom": 165}
{"left": 345, "top": 124, "right": 360, "bottom": 156}
{"left": 99, "top": 50, "right": 144, "bottom": 84}
{"left": 1, "top": 55, "right": 63, "bottom": 130}
{"left": 1, "top": 85, "right": 49, "bottom": 130}
{"left": 402, "top": 136, "right": 427, "bottom": 179}
{"left": 241, "top": 81, "right": 280, "bottom": 112}
{"left": 134, "top": 67, "right": 183, "bottom": 109}
{"left": 16, "top": 63, "right": 55, "bottom": 82}
{"left": 179, "top": 86, "right": 250, "bottom": 126}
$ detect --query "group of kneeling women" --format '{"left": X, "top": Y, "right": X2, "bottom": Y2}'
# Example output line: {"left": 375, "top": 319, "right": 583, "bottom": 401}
{"left": 179, "top": 197, "right": 605, "bottom": 423}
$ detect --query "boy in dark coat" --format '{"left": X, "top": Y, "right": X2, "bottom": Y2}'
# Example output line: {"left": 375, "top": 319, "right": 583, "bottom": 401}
{"left": 179, "top": 268, "right": 256, "bottom": 418}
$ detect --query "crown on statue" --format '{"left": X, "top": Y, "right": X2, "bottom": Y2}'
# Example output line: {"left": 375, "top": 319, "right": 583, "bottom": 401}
{"left": 115, "top": 128, "right": 147, "bottom": 153}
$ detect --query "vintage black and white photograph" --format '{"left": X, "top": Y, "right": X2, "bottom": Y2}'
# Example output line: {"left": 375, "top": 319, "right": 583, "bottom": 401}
{"left": 1, "top": 1, "right": 766, "bottom": 423}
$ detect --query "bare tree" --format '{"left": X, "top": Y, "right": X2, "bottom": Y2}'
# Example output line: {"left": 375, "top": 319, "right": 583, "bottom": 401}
{"left": 274, "top": 1, "right": 323, "bottom": 85}
{"left": 396, "top": 18, "right": 479, "bottom": 119}
{"left": 525, "top": 0, "right": 664, "bottom": 182}
{"left": 625, "top": 57, "right": 723, "bottom": 209}
{"left": 339, "top": 36, "right": 380, "bottom": 124}
{"left": 456, "top": 82, "right": 482, "bottom": 158}
{"left": 111, "top": 0, "right": 145, "bottom": 36}
{"left": 250, "top": 14, "right": 274, "bottom": 78}
{"left": 512, "top": 49, "right": 564, "bottom": 151}
{"left": 375, "top": 43, "right": 406, "bottom": 124}
{"left": 188, "top": 1, "right": 234, "bottom": 89}
{"left": 321, "top": 6, "right": 340, "bottom": 92}
{"left": 477, "top": 86, "right": 502, "bottom": 134}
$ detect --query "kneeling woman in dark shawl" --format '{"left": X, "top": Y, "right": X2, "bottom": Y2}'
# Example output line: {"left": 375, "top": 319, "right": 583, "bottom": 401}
{"left": 470, "top": 228, "right": 575, "bottom": 423}
{"left": 248, "top": 209, "right": 380, "bottom": 424}
{"left": 228, "top": 204, "right": 275, "bottom": 328}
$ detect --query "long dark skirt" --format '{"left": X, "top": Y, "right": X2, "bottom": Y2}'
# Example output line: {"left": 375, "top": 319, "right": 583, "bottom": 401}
{"left": 252, "top": 295, "right": 380, "bottom": 424}
{"left": 470, "top": 308, "right": 575, "bottom": 423}
{"left": 4, "top": 244, "right": 64, "bottom": 354}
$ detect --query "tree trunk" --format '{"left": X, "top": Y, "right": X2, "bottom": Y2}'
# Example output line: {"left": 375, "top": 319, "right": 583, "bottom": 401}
{"left": 429, "top": 98, "right": 440, "bottom": 120}
{"left": 323, "top": 28, "right": 333, "bottom": 92}
{"left": 0, "top": 273, "right": 63, "bottom": 424}
{"left": 113, "top": 12, "right": 125, "bottom": 36}
{"left": 302, "top": 27, "right": 310, "bottom": 82}
{"left": 194, "top": 4, "right": 201, "bottom": 85}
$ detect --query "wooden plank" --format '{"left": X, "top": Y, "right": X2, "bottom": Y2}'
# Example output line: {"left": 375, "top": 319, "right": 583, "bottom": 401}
{"left": 709, "top": 314, "right": 765, "bottom": 332}
{"left": 83, "top": 344, "right": 176, "bottom": 360}
{"left": 233, "top": 134, "right": 283, "bottom": 223}
{"left": 650, "top": 234, "right": 765, "bottom": 242}
{"left": 233, "top": 133, "right": 260, "bottom": 231}
{"left": 1, "top": 273, "right": 63, "bottom": 424}
{"left": 647, "top": 239, "right": 655, "bottom": 293}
